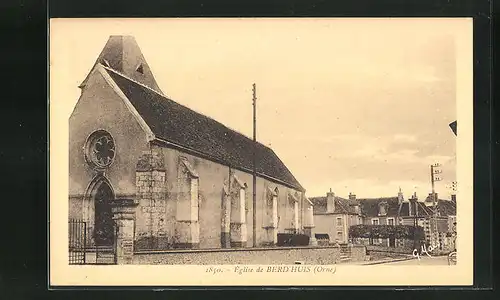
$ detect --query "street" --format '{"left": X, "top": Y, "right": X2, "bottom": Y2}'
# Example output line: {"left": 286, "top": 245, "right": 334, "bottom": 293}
{"left": 383, "top": 255, "right": 451, "bottom": 265}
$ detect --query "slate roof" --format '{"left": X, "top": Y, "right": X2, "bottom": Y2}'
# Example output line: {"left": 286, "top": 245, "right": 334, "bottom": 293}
{"left": 310, "top": 196, "right": 358, "bottom": 215}
{"left": 104, "top": 67, "right": 304, "bottom": 191}
{"left": 437, "top": 200, "right": 456, "bottom": 216}
{"left": 358, "top": 197, "right": 400, "bottom": 217}
{"left": 424, "top": 195, "right": 457, "bottom": 217}
{"left": 398, "top": 201, "right": 433, "bottom": 218}
{"left": 310, "top": 197, "right": 327, "bottom": 214}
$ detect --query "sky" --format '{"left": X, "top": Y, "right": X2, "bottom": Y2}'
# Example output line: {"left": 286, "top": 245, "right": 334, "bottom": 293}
{"left": 50, "top": 18, "right": 464, "bottom": 201}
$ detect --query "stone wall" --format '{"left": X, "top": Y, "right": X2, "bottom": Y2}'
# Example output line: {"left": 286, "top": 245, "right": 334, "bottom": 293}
{"left": 366, "top": 244, "right": 414, "bottom": 254}
{"left": 132, "top": 246, "right": 353, "bottom": 265}
{"left": 350, "top": 245, "right": 368, "bottom": 262}
{"left": 134, "top": 147, "right": 168, "bottom": 250}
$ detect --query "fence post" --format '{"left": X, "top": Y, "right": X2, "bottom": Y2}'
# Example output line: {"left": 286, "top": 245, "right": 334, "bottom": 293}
{"left": 83, "top": 221, "right": 87, "bottom": 264}
{"left": 111, "top": 200, "right": 137, "bottom": 265}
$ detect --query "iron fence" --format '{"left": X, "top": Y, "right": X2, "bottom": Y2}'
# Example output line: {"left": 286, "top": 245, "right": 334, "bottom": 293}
{"left": 69, "top": 219, "right": 87, "bottom": 264}
{"left": 69, "top": 219, "right": 117, "bottom": 265}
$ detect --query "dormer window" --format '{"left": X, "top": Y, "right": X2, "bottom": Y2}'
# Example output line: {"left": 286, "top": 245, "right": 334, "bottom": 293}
{"left": 378, "top": 202, "right": 388, "bottom": 216}
{"left": 136, "top": 63, "right": 144, "bottom": 74}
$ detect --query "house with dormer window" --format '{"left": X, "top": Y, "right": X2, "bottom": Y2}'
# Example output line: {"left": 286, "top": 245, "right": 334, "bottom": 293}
{"left": 311, "top": 188, "right": 404, "bottom": 246}
{"left": 310, "top": 189, "right": 363, "bottom": 244}
{"left": 355, "top": 191, "right": 403, "bottom": 246}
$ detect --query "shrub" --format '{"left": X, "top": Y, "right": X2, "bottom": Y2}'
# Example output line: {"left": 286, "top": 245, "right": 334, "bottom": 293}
{"left": 277, "top": 233, "right": 310, "bottom": 246}
{"left": 349, "top": 225, "right": 425, "bottom": 240}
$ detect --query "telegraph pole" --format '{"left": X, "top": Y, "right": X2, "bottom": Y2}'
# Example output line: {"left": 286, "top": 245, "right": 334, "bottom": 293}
{"left": 430, "top": 163, "right": 442, "bottom": 247}
{"left": 252, "top": 83, "right": 257, "bottom": 247}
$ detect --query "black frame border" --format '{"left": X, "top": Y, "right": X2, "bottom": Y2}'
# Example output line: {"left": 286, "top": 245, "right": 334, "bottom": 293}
{"left": 4, "top": 0, "right": 492, "bottom": 296}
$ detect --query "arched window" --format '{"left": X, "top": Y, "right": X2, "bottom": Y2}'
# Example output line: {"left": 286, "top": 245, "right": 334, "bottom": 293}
{"left": 265, "top": 187, "right": 278, "bottom": 228}
{"left": 176, "top": 157, "right": 199, "bottom": 222}
{"left": 93, "top": 181, "right": 115, "bottom": 246}
{"left": 230, "top": 174, "right": 247, "bottom": 225}
{"left": 288, "top": 192, "right": 299, "bottom": 232}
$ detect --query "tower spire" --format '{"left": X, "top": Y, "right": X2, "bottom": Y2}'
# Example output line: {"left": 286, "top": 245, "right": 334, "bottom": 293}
{"left": 79, "top": 35, "right": 163, "bottom": 95}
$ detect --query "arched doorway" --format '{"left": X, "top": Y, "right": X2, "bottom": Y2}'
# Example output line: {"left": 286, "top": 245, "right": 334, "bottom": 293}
{"left": 93, "top": 182, "right": 115, "bottom": 247}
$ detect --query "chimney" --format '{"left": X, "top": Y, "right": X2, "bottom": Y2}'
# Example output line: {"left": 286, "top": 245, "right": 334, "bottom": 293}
{"left": 451, "top": 194, "right": 456, "bottom": 203}
{"left": 397, "top": 187, "right": 404, "bottom": 205}
{"left": 349, "top": 192, "right": 356, "bottom": 200}
{"left": 428, "top": 192, "right": 438, "bottom": 202}
{"left": 409, "top": 193, "right": 418, "bottom": 216}
{"left": 326, "top": 188, "right": 335, "bottom": 213}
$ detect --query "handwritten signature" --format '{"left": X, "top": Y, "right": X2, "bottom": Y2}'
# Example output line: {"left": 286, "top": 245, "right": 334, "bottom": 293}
{"left": 412, "top": 244, "right": 439, "bottom": 260}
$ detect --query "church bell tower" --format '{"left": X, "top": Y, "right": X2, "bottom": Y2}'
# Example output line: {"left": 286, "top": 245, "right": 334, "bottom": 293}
{"left": 79, "top": 35, "right": 164, "bottom": 95}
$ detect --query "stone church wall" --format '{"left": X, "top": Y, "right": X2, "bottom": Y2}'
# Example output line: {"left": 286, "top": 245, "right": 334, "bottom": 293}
{"left": 132, "top": 146, "right": 305, "bottom": 251}
{"left": 68, "top": 68, "right": 152, "bottom": 220}
{"left": 69, "top": 67, "right": 309, "bottom": 252}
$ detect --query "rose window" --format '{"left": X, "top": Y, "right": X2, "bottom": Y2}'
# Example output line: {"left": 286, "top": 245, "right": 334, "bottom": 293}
{"left": 85, "top": 130, "right": 116, "bottom": 169}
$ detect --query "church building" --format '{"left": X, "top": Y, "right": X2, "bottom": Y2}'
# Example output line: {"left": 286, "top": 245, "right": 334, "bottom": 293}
{"left": 68, "top": 36, "right": 314, "bottom": 252}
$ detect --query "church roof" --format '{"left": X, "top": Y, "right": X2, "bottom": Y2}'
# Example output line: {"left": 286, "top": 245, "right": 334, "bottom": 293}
{"left": 103, "top": 67, "right": 304, "bottom": 192}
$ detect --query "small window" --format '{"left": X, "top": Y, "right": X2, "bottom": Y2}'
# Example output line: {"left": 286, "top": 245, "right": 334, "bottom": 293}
{"left": 136, "top": 63, "right": 144, "bottom": 74}
{"left": 337, "top": 231, "right": 343, "bottom": 239}
{"left": 336, "top": 217, "right": 342, "bottom": 226}
{"left": 372, "top": 218, "right": 379, "bottom": 225}
{"left": 388, "top": 218, "right": 395, "bottom": 226}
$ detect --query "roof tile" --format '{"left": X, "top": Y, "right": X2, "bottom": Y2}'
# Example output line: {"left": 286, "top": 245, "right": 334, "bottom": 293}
{"left": 105, "top": 68, "right": 304, "bottom": 191}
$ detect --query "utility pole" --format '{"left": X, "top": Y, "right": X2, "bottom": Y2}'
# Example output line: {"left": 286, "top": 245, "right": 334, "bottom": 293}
{"left": 252, "top": 83, "right": 257, "bottom": 247}
{"left": 430, "top": 163, "right": 442, "bottom": 247}
{"left": 410, "top": 192, "right": 418, "bottom": 251}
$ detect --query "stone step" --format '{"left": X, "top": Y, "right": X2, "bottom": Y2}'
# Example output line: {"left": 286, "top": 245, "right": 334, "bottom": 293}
{"left": 340, "top": 255, "right": 351, "bottom": 261}
{"left": 95, "top": 254, "right": 116, "bottom": 264}
{"left": 88, "top": 246, "right": 115, "bottom": 253}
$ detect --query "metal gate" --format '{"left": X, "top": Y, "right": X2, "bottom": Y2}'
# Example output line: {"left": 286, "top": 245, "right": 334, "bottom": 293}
{"left": 69, "top": 219, "right": 117, "bottom": 265}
